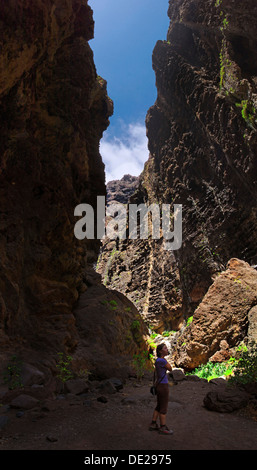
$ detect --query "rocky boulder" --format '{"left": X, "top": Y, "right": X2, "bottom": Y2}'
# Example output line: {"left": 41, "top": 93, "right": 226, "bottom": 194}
{"left": 204, "top": 387, "right": 250, "bottom": 413}
{"left": 174, "top": 259, "right": 257, "bottom": 370}
{"left": 72, "top": 268, "right": 149, "bottom": 380}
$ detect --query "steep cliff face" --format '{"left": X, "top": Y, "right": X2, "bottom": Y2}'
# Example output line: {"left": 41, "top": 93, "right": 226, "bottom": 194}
{"left": 0, "top": 1, "right": 148, "bottom": 385}
{"left": 106, "top": 174, "right": 139, "bottom": 205}
{"left": 97, "top": 175, "right": 183, "bottom": 332}
{"left": 145, "top": 0, "right": 257, "bottom": 316}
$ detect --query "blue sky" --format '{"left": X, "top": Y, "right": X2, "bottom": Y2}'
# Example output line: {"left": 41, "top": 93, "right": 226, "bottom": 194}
{"left": 89, "top": 0, "right": 170, "bottom": 181}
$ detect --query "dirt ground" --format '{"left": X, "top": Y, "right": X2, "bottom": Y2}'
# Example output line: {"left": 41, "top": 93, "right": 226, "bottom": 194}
{"left": 0, "top": 376, "right": 256, "bottom": 454}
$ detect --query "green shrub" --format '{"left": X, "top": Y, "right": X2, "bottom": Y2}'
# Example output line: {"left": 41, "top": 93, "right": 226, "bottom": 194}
{"left": 188, "top": 360, "right": 235, "bottom": 381}
{"left": 150, "top": 332, "right": 158, "bottom": 339}
{"left": 187, "top": 342, "right": 257, "bottom": 384}
{"left": 162, "top": 330, "right": 176, "bottom": 337}
{"left": 3, "top": 355, "right": 23, "bottom": 390}
{"left": 131, "top": 320, "right": 140, "bottom": 330}
{"left": 230, "top": 341, "right": 257, "bottom": 385}
{"left": 132, "top": 351, "right": 149, "bottom": 380}
{"left": 56, "top": 352, "right": 73, "bottom": 385}
{"left": 236, "top": 100, "right": 257, "bottom": 127}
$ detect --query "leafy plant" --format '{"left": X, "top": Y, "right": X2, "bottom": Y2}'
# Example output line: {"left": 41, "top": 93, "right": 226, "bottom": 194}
{"left": 147, "top": 338, "right": 157, "bottom": 350}
{"left": 162, "top": 330, "right": 176, "bottom": 337}
{"left": 187, "top": 342, "right": 257, "bottom": 383}
{"left": 131, "top": 320, "right": 140, "bottom": 330}
{"left": 188, "top": 360, "right": 235, "bottom": 381}
{"left": 221, "top": 15, "right": 229, "bottom": 31}
{"left": 236, "top": 100, "right": 257, "bottom": 128}
{"left": 56, "top": 352, "right": 73, "bottom": 386}
{"left": 230, "top": 341, "right": 257, "bottom": 385}
{"left": 3, "top": 355, "right": 23, "bottom": 390}
{"left": 77, "top": 368, "right": 91, "bottom": 380}
{"left": 219, "top": 47, "right": 233, "bottom": 90}
{"left": 109, "top": 300, "right": 118, "bottom": 310}
{"left": 100, "top": 299, "right": 118, "bottom": 310}
{"left": 132, "top": 351, "right": 149, "bottom": 380}
{"left": 150, "top": 332, "right": 158, "bottom": 339}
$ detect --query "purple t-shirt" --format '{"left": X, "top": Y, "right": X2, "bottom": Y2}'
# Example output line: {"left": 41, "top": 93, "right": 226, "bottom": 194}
{"left": 155, "top": 357, "right": 168, "bottom": 384}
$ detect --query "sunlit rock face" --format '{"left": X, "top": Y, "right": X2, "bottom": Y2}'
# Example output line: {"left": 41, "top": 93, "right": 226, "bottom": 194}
{"left": 97, "top": 0, "right": 257, "bottom": 338}
{"left": 174, "top": 259, "right": 257, "bottom": 370}
{"left": 97, "top": 175, "right": 183, "bottom": 334}
{"left": 144, "top": 0, "right": 257, "bottom": 315}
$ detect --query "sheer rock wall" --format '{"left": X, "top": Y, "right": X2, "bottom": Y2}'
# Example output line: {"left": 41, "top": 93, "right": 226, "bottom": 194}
{"left": 145, "top": 0, "right": 257, "bottom": 316}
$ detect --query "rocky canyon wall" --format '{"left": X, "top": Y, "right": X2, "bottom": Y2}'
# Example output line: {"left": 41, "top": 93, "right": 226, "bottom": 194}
{"left": 97, "top": 175, "right": 183, "bottom": 333}
{"left": 145, "top": 0, "right": 257, "bottom": 316}
{"left": 98, "top": 0, "right": 257, "bottom": 347}
{"left": 0, "top": 1, "right": 148, "bottom": 387}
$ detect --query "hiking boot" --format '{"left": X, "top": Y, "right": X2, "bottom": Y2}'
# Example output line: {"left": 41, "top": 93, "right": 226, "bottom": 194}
{"left": 149, "top": 422, "right": 160, "bottom": 431}
{"left": 158, "top": 425, "right": 173, "bottom": 435}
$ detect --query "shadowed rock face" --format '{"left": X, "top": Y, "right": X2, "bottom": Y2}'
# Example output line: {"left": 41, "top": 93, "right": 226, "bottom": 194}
{"left": 2, "top": 0, "right": 257, "bottom": 387}
{"left": 0, "top": 2, "right": 149, "bottom": 383}
{"left": 0, "top": 0, "right": 113, "bottom": 355}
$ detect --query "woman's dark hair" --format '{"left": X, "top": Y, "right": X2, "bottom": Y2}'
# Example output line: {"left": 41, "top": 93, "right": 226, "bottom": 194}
{"left": 156, "top": 343, "right": 165, "bottom": 358}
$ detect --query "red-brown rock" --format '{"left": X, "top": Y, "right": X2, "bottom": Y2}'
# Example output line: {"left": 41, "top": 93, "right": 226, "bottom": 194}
{"left": 174, "top": 259, "right": 257, "bottom": 369}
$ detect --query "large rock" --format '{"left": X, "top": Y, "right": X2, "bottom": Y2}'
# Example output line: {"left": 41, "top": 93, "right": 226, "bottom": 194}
{"left": 21, "top": 363, "right": 45, "bottom": 387}
{"left": 174, "top": 259, "right": 257, "bottom": 369}
{"left": 65, "top": 378, "right": 89, "bottom": 395}
{"left": 0, "top": 416, "right": 9, "bottom": 430}
{"left": 204, "top": 388, "right": 250, "bottom": 413}
{"left": 10, "top": 394, "right": 39, "bottom": 410}
{"left": 248, "top": 305, "right": 257, "bottom": 343}
{"left": 72, "top": 269, "right": 149, "bottom": 380}
{"left": 97, "top": 236, "right": 183, "bottom": 332}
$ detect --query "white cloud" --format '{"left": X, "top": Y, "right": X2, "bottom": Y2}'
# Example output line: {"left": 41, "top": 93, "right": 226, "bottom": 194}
{"left": 100, "top": 122, "right": 149, "bottom": 182}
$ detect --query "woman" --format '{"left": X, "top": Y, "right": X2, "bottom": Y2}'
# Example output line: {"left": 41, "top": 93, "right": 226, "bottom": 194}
{"left": 149, "top": 343, "right": 173, "bottom": 435}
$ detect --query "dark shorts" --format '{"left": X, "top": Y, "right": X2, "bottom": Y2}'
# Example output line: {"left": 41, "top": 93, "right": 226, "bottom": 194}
{"left": 155, "top": 383, "right": 169, "bottom": 415}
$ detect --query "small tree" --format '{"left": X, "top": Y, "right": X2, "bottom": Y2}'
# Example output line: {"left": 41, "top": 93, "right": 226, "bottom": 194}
{"left": 132, "top": 351, "right": 149, "bottom": 380}
{"left": 3, "top": 355, "right": 23, "bottom": 390}
{"left": 56, "top": 352, "right": 73, "bottom": 391}
{"left": 230, "top": 341, "right": 257, "bottom": 385}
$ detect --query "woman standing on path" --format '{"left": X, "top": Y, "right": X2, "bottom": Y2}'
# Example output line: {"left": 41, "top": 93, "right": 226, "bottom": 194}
{"left": 149, "top": 343, "right": 173, "bottom": 435}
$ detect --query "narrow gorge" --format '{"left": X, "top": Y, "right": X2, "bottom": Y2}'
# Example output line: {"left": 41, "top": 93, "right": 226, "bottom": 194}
{"left": 0, "top": 0, "right": 257, "bottom": 450}
{"left": 97, "top": 0, "right": 257, "bottom": 369}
